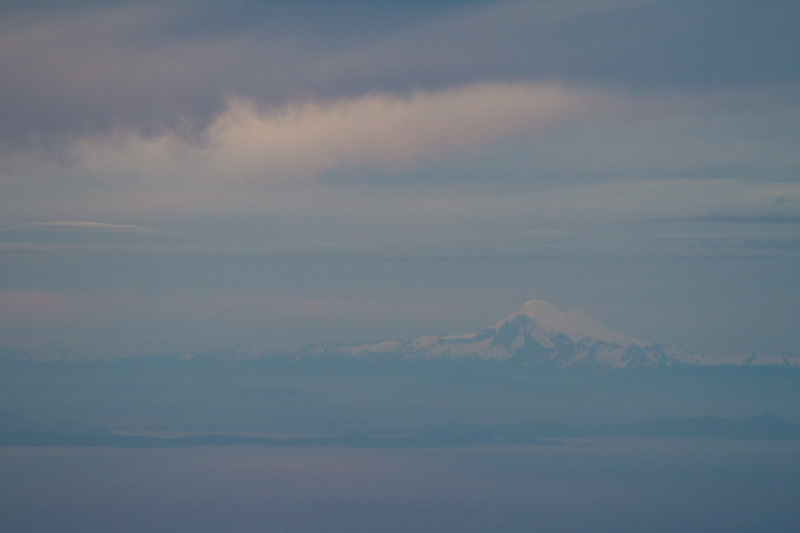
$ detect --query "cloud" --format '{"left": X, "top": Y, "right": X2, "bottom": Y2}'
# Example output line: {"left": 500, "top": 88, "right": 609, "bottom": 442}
{"left": 0, "top": 81, "right": 599, "bottom": 218}
{"left": 8, "top": 221, "right": 159, "bottom": 233}
{"left": 0, "top": 73, "right": 797, "bottom": 262}
{"left": 4, "top": 0, "right": 797, "bottom": 150}
{"left": 658, "top": 213, "right": 800, "bottom": 225}
{"left": 203, "top": 82, "right": 596, "bottom": 178}
{"left": 551, "top": 178, "right": 800, "bottom": 221}
{"left": 0, "top": 289, "right": 108, "bottom": 325}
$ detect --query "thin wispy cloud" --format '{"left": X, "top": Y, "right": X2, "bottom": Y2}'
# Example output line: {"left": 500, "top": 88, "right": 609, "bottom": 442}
{"left": 8, "top": 221, "right": 160, "bottom": 233}
{"left": 654, "top": 212, "right": 800, "bottom": 225}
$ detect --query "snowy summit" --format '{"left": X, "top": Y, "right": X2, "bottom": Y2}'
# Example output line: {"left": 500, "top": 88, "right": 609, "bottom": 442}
{"left": 496, "top": 300, "right": 642, "bottom": 347}
{"left": 310, "top": 300, "right": 800, "bottom": 369}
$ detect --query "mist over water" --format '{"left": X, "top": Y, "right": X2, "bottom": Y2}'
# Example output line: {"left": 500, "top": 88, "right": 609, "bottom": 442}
{"left": 3, "top": 439, "right": 799, "bottom": 533}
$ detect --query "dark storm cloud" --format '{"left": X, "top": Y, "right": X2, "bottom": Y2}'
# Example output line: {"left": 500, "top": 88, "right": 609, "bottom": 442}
{"left": 1, "top": 0, "right": 798, "bottom": 149}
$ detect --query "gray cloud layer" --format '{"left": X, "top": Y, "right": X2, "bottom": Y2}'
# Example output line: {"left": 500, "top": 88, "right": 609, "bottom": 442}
{"left": 2, "top": 0, "right": 798, "bottom": 148}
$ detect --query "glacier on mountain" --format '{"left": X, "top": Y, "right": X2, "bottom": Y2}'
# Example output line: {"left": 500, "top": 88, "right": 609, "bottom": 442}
{"left": 313, "top": 300, "right": 800, "bottom": 369}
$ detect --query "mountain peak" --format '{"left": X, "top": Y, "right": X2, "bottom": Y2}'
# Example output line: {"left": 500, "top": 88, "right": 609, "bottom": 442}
{"left": 496, "top": 300, "right": 643, "bottom": 347}
{"left": 515, "top": 300, "right": 565, "bottom": 322}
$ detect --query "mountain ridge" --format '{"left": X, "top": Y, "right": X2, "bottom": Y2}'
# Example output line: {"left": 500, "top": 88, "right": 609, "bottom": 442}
{"left": 3, "top": 300, "right": 798, "bottom": 368}
{"left": 302, "top": 299, "right": 800, "bottom": 369}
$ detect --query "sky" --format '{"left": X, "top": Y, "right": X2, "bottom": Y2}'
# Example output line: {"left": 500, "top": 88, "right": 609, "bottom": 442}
{"left": 0, "top": 0, "right": 798, "bottom": 357}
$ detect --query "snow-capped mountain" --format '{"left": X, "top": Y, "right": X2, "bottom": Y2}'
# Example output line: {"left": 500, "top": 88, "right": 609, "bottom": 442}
{"left": 4, "top": 299, "right": 797, "bottom": 368}
{"left": 491, "top": 300, "right": 642, "bottom": 347}
{"left": 306, "top": 300, "right": 800, "bottom": 369}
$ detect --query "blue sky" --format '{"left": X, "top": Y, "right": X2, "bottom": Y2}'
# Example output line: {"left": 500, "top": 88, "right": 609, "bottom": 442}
{"left": 0, "top": 0, "right": 798, "bottom": 356}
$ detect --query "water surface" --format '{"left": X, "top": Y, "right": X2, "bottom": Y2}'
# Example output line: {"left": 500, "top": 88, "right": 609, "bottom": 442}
{"left": 2, "top": 439, "right": 798, "bottom": 532}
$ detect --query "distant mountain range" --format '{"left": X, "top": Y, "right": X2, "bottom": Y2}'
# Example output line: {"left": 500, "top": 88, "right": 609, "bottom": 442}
{"left": 4, "top": 300, "right": 799, "bottom": 368}
{"left": 299, "top": 300, "right": 800, "bottom": 369}
{"left": 4, "top": 302, "right": 800, "bottom": 440}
